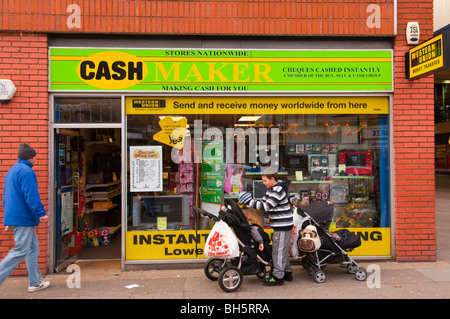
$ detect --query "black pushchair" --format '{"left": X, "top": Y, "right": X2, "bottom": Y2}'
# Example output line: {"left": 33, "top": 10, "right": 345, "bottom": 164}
{"left": 296, "top": 201, "right": 367, "bottom": 283}
{"left": 193, "top": 199, "right": 272, "bottom": 292}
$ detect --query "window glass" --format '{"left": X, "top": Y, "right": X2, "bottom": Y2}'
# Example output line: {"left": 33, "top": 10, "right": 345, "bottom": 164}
{"left": 54, "top": 98, "right": 121, "bottom": 123}
{"left": 126, "top": 113, "right": 389, "bottom": 231}
{"left": 435, "top": 83, "right": 450, "bottom": 123}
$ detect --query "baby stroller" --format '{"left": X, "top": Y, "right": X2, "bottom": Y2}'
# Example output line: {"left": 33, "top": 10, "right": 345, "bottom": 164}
{"left": 193, "top": 199, "right": 272, "bottom": 292}
{"left": 296, "top": 201, "right": 367, "bottom": 283}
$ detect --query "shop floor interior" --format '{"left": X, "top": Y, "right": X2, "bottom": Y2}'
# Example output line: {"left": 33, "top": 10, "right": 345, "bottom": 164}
{"left": 78, "top": 232, "right": 121, "bottom": 260}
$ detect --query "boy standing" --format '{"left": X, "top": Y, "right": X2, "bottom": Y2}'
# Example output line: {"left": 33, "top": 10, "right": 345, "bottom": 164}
{"left": 238, "top": 173, "right": 293, "bottom": 286}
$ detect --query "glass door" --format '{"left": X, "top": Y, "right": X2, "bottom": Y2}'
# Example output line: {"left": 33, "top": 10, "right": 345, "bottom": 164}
{"left": 50, "top": 96, "right": 123, "bottom": 272}
{"left": 54, "top": 129, "right": 84, "bottom": 272}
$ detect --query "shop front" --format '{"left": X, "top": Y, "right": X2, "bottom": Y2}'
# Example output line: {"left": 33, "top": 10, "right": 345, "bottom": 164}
{"left": 49, "top": 47, "right": 393, "bottom": 270}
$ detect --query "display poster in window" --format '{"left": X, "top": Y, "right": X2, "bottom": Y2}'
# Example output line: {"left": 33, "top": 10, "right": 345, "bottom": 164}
{"left": 130, "top": 146, "right": 163, "bottom": 192}
{"left": 201, "top": 140, "right": 223, "bottom": 204}
{"left": 153, "top": 115, "right": 187, "bottom": 150}
{"left": 157, "top": 217, "right": 167, "bottom": 231}
{"left": 61, "top": 186, "right": 74, "bottom": 236}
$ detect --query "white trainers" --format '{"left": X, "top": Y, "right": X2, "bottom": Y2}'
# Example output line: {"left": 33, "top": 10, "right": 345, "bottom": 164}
{"left": 28, "top": 281, "right": 51, "bottom": 293}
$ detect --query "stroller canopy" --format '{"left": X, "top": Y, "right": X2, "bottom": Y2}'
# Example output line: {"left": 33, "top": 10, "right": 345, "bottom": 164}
{"left": 297, "top": 201, "right": 334, "bottom": 230}
{"left": 223, "top": 199, "right": 252, "bottom": 229}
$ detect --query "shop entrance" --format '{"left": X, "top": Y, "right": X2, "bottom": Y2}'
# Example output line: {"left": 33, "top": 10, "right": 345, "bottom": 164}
{"left": 53, "top": 128, "right": 122, "bottom": 272}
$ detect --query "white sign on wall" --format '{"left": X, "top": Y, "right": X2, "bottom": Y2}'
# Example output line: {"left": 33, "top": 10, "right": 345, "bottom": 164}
{"left": 406, "top": 22, "right": 420, "bottom": 45}
{"left": 0, "top": 79, "right": 17, "bottom": 102}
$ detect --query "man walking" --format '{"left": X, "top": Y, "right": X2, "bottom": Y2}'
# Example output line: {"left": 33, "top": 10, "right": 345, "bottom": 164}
{"left": 0, "top": 143, "right": 50, "bottom": 292}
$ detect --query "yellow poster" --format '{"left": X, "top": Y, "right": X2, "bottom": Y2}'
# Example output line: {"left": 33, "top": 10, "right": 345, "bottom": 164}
{"left": 152, "top": 116, "right": 188, "bottom": 149}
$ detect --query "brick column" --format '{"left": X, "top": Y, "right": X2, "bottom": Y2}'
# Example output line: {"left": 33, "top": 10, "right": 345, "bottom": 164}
{"left": 393, "top": 0, "right": 436, "bottom": 261}
{"left": 0, "top": 32, "right": 49, "bottom": 274}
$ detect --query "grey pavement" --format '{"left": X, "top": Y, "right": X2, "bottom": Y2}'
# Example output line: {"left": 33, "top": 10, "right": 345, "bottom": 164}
{"left": 1, "top": 174, "right": 450, "bottom": 300}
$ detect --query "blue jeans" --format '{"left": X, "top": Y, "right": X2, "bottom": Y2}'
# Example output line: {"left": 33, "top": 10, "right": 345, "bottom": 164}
{"left": 0, "top": 226, "right": 42, "bottom": 287}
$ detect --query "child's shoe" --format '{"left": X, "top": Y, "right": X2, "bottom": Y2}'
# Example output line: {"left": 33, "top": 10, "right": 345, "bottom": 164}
{"left": 263, "top": 275, "right": 284, "bottom": 286}
{"left": 283, "top": 272, "right": 293, "bottom": 281}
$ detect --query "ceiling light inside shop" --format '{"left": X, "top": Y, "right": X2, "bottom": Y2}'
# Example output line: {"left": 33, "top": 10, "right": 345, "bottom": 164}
{"left": 238, "top": 116, "right": 261, "bottom": 122}
{"left": 234, "top": 124, "right": 256, "bottom": 127}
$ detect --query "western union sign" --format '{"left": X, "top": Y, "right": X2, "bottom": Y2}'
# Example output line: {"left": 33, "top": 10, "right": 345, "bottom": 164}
{"left": 125, "top": 96, "right": 389, "bottom": 115}
{"left": 406, "top": 32, "right": 450, "bottom": 80}
{"left": 49, "top": 48, "right": 393, "bottom": 92}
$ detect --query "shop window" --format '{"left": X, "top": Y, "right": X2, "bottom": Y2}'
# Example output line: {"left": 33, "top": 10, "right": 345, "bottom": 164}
{"left": 54, "top": 98, "right": 121, "bottom": 123}
{"left": 126, "top": 113, "right": 390, "bottom": 232}
{"left": 435, "top": 83, "right": 450, "bottom": 123}
{"left": 434, "top": 84, "right": 450, "bottom": 172}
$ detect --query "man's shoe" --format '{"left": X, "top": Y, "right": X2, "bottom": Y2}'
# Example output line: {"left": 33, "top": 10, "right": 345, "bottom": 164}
{"left": 28, "top": 281, "right": 50, "bottom": 293}
{"left": 283, "top": 272, "right": 293, "bottom": 282}
{"left": 263, "top": 276, "right": 284, "bottom": 286}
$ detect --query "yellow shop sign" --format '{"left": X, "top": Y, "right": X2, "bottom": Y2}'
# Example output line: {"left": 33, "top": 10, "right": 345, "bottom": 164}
{"left": 126, "top": 230, "right": 210, "bottom": 260}
{"left": 126, "top": 96, "right": 389, "bottom": 115}
{"left": 125, "top": 227, "right": 390, "bottom": 261}
{"left": 406, "top": 32, "right": 450, "bottom": 80}
{"left": 330, "top": 227, "right": 391, "bottom": 256}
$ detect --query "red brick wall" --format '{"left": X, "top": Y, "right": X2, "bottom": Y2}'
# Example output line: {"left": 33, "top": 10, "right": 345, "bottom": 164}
{"left": 0, "top": 0, "right": 395, "bottom": 36}
{"left": 393, "top": 0, "right": 436, "bottom": 261}
{"left": 0, "top": 32, "right": 49, "bottom": 274}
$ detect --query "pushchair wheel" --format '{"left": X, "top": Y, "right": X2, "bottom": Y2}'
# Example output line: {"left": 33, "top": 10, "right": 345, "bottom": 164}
{"left": 355, "top": 268, "right": 367, "bottom": 281}
{"left": 204, "top": 258, "right": 227, "bottom": 281}
{"left": 218, "top": 266, "right": 243, "bottom": 293}
{"left": 313, "top": 270, "right": 326, "bottom": 283}
{"left": 347, "top": 264, "right": 358, "bottom": 274}
{"left": 307, "top": 265, "right": 318, "bottom": 276}
{"left": 301, "top": 258, "right": 310, "bottom": 270}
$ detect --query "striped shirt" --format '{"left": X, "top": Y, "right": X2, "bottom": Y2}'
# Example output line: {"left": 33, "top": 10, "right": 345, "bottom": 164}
{"left": 247, "top": 181, "right": 293, "bottom": 231}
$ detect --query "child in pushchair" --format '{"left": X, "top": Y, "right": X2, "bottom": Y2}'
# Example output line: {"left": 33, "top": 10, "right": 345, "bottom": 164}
{"left": 295, "top": 201, "right": 367, "bottom": 283}
{"left": 193, "top": 199, "right": 272, "bottom": 292}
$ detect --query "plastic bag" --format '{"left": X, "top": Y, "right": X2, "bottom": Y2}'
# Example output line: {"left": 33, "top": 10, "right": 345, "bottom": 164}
{"left": 289, "top": 208, "right": 309, "bottom": 258}
{"left": 204, "top": 220, "right": 239, "bottom": 258}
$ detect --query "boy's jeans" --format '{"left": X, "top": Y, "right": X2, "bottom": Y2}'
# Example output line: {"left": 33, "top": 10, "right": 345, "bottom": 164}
{"left": 0, "top": 226, "right": 42, "bottom": 287}
{"left": 272, "top": 229, "right": 293, "bottom": 279}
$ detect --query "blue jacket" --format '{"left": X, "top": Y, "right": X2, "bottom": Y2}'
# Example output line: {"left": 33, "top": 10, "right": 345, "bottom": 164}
{"left": 3, "top": 159, "right": 46, "bottom": 227}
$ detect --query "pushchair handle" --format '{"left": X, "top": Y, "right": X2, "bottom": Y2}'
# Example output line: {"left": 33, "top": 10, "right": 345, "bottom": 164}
{"left": 193, "top": 206, "right": 221, "bottom": 222}
{"left": 296, "top": 209, "right": 307, "bottom": 218}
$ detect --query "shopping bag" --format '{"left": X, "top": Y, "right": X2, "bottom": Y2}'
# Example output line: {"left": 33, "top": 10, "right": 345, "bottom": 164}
{"left": 289, "top": 208, "right": 309, "bottom": 258}
{"left": 204, "top": 220, "right": 239, "bottom": 258}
